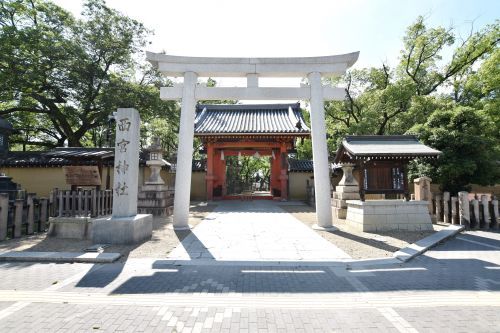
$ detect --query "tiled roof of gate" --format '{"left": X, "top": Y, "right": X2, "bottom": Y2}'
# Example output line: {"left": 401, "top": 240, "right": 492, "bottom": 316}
{"left": 288, "top": 159, "right": 313, "bottom": 172}
{"left": 194, "top": 103, "right": 310, "bottom": 135}
{"left": 0, "top": 148, "right": 173, "bottom": 169}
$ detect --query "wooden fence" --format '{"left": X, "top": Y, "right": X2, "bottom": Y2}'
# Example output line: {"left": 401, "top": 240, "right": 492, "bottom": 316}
{"left": 0, "top": 192, "right": 49, "bottom": 241}
{"left": 50, "top": 188, "right": 113, "bottom": 218}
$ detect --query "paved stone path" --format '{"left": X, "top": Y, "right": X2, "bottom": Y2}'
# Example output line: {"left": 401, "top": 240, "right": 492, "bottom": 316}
{"left": 168, "top": 200, "right": 350, "bottom": 261}
{"left": 0, "top": 211, "right": 499, "bottom": 331}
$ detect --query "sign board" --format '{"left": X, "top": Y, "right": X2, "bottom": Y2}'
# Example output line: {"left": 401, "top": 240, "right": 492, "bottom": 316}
{"left": 63, "top": 166, "right": 101, "bottom": 186}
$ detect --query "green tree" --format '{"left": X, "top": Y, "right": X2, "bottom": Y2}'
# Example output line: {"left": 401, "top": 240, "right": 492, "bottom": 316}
{"left": 325, "top": 17, "right": 499, "bottom": 141}
{"left": 408, "top": 106, "right": 499, "bottom": 194}
{"left": 0, "top": 0, "right": 176, "bottom": 148}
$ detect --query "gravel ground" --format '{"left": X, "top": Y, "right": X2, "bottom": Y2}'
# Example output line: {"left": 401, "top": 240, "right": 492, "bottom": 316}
{"left": 0, "top": 202, "right": 216, "bottom": 261}
{"left": 1, "top": 202, "right": 445, "bottom": 260}
{"left": 280, "top": 204, "right": 446, "bottom": 259}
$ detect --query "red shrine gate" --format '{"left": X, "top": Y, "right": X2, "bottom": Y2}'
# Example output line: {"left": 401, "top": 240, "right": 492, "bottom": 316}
{"left": 194, "top": 103, "right": 310, "bottom": 201}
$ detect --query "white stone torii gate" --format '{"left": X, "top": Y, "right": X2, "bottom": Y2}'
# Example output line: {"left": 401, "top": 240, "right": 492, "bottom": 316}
{"left": 146, "top": 52, "right": 359, "bottom": 231}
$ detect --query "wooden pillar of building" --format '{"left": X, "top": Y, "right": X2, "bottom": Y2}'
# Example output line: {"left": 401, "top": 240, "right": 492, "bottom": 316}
{"left": 270, "top": 148, "right": 281, "bottom": 197}
{"left": 279, "top": 143, "right": 288, "bottom": 200}
{"left": 206, "top": 143, "right": 215, "bottom": 201}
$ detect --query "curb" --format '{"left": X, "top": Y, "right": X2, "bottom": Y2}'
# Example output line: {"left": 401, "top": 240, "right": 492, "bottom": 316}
{"left": 393, "top": 225, "right": 465, "bottom": 262}
{"left": 0, "top": 251, "right": 121, "bottom": 263}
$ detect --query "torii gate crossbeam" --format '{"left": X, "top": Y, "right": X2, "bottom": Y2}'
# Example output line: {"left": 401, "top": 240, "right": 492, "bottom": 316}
{"left": 147, "top": 52, "right": 359, "bottom": 231}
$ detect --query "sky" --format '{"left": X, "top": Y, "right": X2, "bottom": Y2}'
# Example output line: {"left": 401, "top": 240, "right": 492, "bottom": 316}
{"left": 52, "top": 0, "right": 498, "bottom": 92}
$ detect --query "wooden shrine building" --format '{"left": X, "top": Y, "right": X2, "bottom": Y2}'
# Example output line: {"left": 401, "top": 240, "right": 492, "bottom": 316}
{"left": 194, "top": 103, "right": 310, "bottom": 200}
{"left": 333, "top": 135, "right": 441, "bottom": 201}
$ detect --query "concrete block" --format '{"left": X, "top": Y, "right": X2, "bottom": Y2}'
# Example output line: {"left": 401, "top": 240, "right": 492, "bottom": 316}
{"left": 92, "top": 214, "right": 152, "bottom": 245}
{"left": 335, "top": 185, "right": 359, "bottom": 194}
{"left": 0, "top": 251, "right": 121, "bottom": 263}
{"left": 345, "top": 200, "right": 433, "bottom": 232}
{"left": 48, "top": 217, "right": 93, "bottom": 240}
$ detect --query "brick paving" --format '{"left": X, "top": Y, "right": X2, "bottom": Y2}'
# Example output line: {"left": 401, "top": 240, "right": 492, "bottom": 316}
{"left": 0, "top": 223, "right": 499, "bottom": 331}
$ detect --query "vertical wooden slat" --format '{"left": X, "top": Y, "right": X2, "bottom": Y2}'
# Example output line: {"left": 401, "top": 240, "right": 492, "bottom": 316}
{"left": 27, "top": 193, "right": 35, "bottom": 234}
{"left": 65, "top": 190, "right": 71, "bottom": 217}
{"left": 0, "top": 193, "right": 9, "bottom": 241}
{"left": 58, "top": 190, "right": 63, "bottom": 217}
{"left": 83, "top": 191, "right": 88, "bottom": 217}
{"left": 97, "top": 190, "right": 101, "bottom": 217}
{"left": 106, "top": 190, "right": 112, "bottom": 215}
{"left": 77, "top": 190, "right": 83, "bottom": 216}
{"left": 14, "top": 199, "right": 24, "bottom": 238}
{"left": 91, "top": 190, "right": 97, "bottom": 217}
{"left": 71, "top": 191, "right": 77, "bottom": 217}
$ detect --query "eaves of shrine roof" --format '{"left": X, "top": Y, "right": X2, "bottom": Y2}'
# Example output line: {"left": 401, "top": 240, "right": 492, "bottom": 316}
{"left": 194, "top": 103, "right": 310, "bottom": 136}
{"left": 335, "top": 135, "right": 441, "bottom": 162}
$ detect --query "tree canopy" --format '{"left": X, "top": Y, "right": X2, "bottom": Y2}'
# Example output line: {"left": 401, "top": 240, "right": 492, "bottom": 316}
{"left": 0, "top": 0, "right": 177, "bottom": 150}
{"left": 322, "top": 16, "right": 499, "bottom": 193}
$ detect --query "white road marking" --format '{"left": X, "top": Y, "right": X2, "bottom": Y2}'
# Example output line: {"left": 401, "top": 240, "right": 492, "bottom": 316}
{"left": 456, "top": 236, "right": 500, "bottom": 250}
{"left": 378, "top": 307, "right": 419, "bottom": 333}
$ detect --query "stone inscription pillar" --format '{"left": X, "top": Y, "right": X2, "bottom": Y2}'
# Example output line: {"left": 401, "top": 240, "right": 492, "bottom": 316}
{"left": 451, "top": 196, "right": 458, "bottom": 224}
{"left": 414, "top": 176, "right": 432, "bottom": 214}
{"left": 112, "top": 108, "right": 141, "bottom": 218}
{"left": 458, "top": 191, "right": 470, "bottom": 228}
{"left": 308, "top": 72, "right": 334, "bottom": 230}
{"left": 481, "top": 195, "right": 490, "bottom": 228}
{"left": 173, "top": 71, "right": 198, "bottom": 230}
{"left": 92, "top": 107, "right": 152, "bottom": 245}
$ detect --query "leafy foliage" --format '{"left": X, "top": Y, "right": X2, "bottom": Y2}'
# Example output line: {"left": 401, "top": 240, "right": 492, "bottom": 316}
{"left": 0, "top": 0, "right": 177, "bottom": 149}
{"left": 325, "top": 16, "right": 499, "bottom": 192}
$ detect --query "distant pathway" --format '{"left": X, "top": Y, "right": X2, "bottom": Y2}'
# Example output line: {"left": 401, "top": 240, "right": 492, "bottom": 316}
{"left": 168, "top": 200, "right": 350, "bottom": 261}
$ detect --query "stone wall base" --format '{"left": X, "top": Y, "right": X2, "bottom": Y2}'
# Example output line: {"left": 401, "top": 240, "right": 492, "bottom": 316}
{"left": 92, "top": 214, "right": 153, "bottom": 245}
{"left": 48, "top": 217, "right": 94, "bottom": 240}
{"left": 332, "top": 185, "right": 360, "bottom": 221}
{"left": 345, "top": 200, "right": 433, "bottom": 232}
{"left": 138, "top": 184, "right": 174, "bottom": 217}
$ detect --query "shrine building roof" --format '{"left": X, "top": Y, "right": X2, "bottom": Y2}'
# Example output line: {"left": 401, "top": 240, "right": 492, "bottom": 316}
{"left": 194, "top": 103, "right": 310, "bottom": 136}
{"left": 334, "top": 135, "right": 441, "bottom": 163}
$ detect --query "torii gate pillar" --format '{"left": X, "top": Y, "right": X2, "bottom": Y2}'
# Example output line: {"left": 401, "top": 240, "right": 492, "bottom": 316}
{"left": 172, "top": 71, "right": 197, "bottom": 229}
{"left": 309, "top": 72, "right": 334, "bottom": 230}
{"left": 147, "top": 52, "right": 359, "bottom": 230}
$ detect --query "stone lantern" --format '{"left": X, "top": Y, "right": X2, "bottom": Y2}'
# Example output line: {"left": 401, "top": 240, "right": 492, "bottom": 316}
{"left": 145, "top": 137, "right": 166, "bottom": 185}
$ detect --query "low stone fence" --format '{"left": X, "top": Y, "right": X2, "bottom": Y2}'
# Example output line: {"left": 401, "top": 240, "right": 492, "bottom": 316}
{"left": 0, "top": 192, "right": 49, "bottom": 241}
{"left": 431, "top": 192, "right": 499, "bottom": 229}
{"left": 50, "top": 188, "right": 113, "bottom": 218}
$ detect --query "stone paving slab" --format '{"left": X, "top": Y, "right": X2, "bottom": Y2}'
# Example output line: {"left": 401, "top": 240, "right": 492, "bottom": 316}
{"left": 0, "top": 251, "right": 121, "bottom": 263}
{"left": 168, "top": 200, "right": 351, "bottom": 261}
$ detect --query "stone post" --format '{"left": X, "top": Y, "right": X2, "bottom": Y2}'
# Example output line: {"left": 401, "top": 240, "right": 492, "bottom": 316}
{"left": 481, "top": 195, "right": 490, "bottom": 229}
{"left": 471, "top": 197, "right": 479, "bottom": 229}
{"left": 27, "top": 193, "right": 35, "bottom": 234}
{"left": 0, "top": 193, "right": 8, "bottom": 241}
{"left": 413, "top": 176, "right": 432, "bottom": 214}
{"left": 443, "top": 192, "right": 450, "bottom": 224}
{"left": 14, "top": 199, "right": 23, "bottom": 238}
{"left": 40, "top": 198, "right": 48, "bottom": 231}
{"left": 308, "top": 72, "right": 335, "bottom": 230}
{"left": 435, "top": 194, "right": 442, "bottom": 223}
{"left": 458, "top": 191, "right": 470, "bottom": 228}
{"left": 92, "top": 108, "right": 152, "bottom": 244}
{"left": 451, "top": 196, "right": 458, "bottom": 224}
{"left": 492, "top": 196, "right": 499, "bottom": 229}
{"left": 173, "top": 71, "right": 198, "bottom": 230}
{"left": 112, "top": 108, "right": 140, "bottom": 217}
